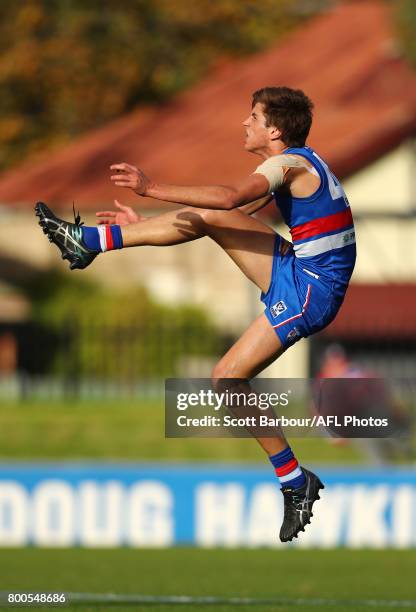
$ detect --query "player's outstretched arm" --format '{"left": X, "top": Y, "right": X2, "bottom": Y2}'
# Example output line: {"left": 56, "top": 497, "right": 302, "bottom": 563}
{"left": 96, "top": 194, "right": 273, "bottom": 229}
{"left": 109, "top": 162, "right": 271, "bottom": 210}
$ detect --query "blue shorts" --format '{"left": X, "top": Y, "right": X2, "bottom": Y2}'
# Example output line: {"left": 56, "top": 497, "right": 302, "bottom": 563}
{"left": 261, "top": 235, "right": 346, "bottom": 349}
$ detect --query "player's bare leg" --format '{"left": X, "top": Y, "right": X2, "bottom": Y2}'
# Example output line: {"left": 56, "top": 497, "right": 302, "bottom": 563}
{"left": 211, "top": 312, "right": 287, "bottom": 455}
{"left": 121, "top": 206, "right": 277, "bottom": 292}
{"left": 212, "top": 313, "right": 324, "bottom": 542}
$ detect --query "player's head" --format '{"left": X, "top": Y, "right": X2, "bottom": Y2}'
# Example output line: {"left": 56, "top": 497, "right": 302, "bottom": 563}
{"left": 243, "top": 87, "right": 313, "bottom": 153}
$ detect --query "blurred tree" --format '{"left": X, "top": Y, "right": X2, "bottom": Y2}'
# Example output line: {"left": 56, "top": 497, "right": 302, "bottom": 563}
{"left": 394, "top": 0, "right": 416, "bottom": 67}
{"left": 24, "top": 268, "right": 222, "bottom": 379}
{"left": 0, "top": 0, "right": 303, "bottom": 170}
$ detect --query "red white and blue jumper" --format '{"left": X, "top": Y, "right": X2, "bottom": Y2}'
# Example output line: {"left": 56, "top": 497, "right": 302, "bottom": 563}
{"left": 261, "top": 146, "right": 356, "bottom": 348}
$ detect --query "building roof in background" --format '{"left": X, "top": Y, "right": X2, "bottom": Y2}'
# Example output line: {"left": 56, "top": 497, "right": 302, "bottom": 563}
{"left": 0, "top": 0, "right": 415, "bottom": 211}
{"left": 322, "top": 283, "right": 416, "bottom": 339}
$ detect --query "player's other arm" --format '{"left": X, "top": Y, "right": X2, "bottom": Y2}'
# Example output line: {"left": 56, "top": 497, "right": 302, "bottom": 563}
{"left": 109, "top": 162, "right": 284, "bottom": 211}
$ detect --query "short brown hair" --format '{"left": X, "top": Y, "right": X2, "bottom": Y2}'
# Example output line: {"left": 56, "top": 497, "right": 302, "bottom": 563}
{"left": 252, "top": 87, "right": 313, "bottom": 147}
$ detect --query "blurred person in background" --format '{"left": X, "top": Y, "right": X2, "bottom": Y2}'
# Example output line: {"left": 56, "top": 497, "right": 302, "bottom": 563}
{"left": 35, "top": 86, "right": 356, "bottom": 542}
{"left": 313, "top": 344, "right": 412, "bottom": 464}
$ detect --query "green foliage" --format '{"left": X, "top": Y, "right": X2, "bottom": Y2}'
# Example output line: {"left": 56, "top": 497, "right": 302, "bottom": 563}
{"left": 26, "top": 269, "right": 221, "bottom": 378}
{"left": 0, "top": 0, "right": 300, "bottom": 170}
{"left": 394, "top": 0, "right": 416, "bottom": 67}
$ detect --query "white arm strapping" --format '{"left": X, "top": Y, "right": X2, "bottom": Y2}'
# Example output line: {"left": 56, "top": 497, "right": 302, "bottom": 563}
{"left": 253, "top": 154, "right": 318, "bottom": 193}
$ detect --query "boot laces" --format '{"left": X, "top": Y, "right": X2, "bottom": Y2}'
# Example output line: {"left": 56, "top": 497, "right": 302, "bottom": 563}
{"left": 72, "top": 202, "right": 84, "bottom": 227}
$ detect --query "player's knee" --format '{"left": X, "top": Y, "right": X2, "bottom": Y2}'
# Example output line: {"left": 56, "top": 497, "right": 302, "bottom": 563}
{"left": 175, "top": 207, "right": 210, "bottom": 232}
{"left": 211, "top": 359, "right": 237, "bottom": 391}
{"left": 199, "top": 208, "right": 229, "bottom": 227}
{"left": 176, "top": 207, "right": 229, "bottom": 231}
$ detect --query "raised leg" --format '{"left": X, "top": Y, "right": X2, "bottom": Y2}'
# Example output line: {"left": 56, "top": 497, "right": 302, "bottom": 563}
{"left": 122, "top": 206, "right": 278, "bottom": 293}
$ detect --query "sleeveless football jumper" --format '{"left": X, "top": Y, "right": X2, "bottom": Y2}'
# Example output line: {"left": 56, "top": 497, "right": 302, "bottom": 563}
{"left": 261, "top": 146, "right": 356, "bottom": 348}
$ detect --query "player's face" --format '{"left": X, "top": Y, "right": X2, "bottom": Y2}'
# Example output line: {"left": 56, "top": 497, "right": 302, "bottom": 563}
{"left": 243, "top": 103, "right": 272, "bottom": 153}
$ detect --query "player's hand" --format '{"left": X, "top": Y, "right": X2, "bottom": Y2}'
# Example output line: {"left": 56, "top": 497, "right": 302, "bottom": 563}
{"left": 96, "top": 200, "right": 142, "bottom": 226}
{"left": 110, "top": 162, "right": 152, "bottom": 195}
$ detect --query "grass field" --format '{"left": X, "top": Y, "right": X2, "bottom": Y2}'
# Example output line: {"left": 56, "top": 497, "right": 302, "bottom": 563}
{"left": 1, "top": 548, "right": 415, "bottom": 612}
{"left": 0, "top": 399, "right": 364, "bottom": 463}
{"left": 0, "top": 400, "right": 413, "bottom": 612}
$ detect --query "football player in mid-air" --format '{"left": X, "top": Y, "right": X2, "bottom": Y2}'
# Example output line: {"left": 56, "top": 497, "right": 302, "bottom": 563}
{"left": 36, "top": 86, "right": 356, "bottom": 542}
